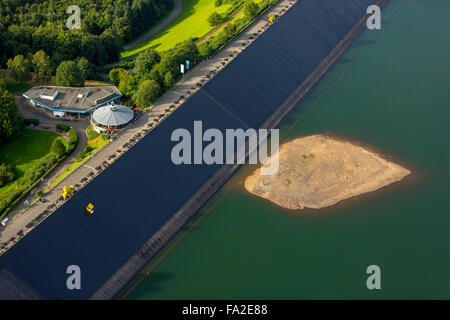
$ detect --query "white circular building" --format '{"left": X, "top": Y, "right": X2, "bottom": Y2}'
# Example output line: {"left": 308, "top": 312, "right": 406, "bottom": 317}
{"left": 91, "top": 103, "right": 134, "bottom": 132}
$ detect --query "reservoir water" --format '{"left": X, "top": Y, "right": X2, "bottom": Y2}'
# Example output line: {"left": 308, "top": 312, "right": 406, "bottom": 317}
{"left": 125, "top": 0, "right": 450, "bottom": 299}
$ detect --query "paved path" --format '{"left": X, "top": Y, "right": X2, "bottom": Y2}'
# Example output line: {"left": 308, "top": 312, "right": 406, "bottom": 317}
{"left": 123, "top": 0, "right": 183, "bottom": 50}
{"left": 0, "top": 0, "right": 297, "bottom": 251}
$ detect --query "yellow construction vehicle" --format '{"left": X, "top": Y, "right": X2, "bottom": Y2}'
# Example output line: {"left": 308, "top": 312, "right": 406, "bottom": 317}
{"left": 61, "top": 185, "right": 74, "bottom": 200}
{"left": 268, "top": 14, "right": 275, "bottom": 23}
{"left": 84, "top": 203, "right": 95, "bottom": 215}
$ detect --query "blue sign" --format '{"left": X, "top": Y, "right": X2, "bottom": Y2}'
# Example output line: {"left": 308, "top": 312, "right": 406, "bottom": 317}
{"left": 185, "top": 60, "right": 190, "bottom": 70}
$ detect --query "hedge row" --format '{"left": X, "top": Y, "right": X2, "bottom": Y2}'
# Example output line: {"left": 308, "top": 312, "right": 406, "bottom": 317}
{"left": 66, "top": 129, "right": 78, "bottom": 155}
{"left": 0, "top": 154, "right": 58, "bottom": 216}
{"left": 56, "top": 123, "right": 70, "bottom": 132}
{"left": 76, "top": 145, "right": 95, "bottom": 161}
{"left": 0, "top": 129, "right": 78, "bottom": 217}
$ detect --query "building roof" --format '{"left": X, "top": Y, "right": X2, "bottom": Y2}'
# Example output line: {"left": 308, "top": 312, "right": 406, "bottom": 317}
{"left": 23, "top": 86, "right": 122, "bottom": 113}
{"left": 92, "top": 104, "right": 134, "bottom": 127}
{"left": 40, "top": 87, "right": 58, "bottom": 97}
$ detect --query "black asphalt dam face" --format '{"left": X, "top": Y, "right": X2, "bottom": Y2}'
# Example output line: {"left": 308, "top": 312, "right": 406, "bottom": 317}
{"left": 0, "top": 0, "right": 376, "bottom": 299}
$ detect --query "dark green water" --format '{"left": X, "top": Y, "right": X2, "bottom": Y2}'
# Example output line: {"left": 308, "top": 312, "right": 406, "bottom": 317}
{"left": 126, "top": 0, "right": 450, "bottom": 299}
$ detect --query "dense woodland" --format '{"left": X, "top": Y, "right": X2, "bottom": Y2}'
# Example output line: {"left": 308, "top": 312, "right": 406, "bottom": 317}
{"left": 0, "top": 0, "right": 173, "bottom": 67}
{"left": 1, "top": 0, "right": 277, "bottom": 111}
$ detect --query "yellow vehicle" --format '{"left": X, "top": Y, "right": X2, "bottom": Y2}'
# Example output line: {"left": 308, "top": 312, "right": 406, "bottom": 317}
{"left": 61, "top": 185, "right": 74, "bottom": 200}
{"left": 268, "top": 14, "right": 275, "bottom": 23}
{"left": 84, "top": 203, "right": 95, "bottom": 215}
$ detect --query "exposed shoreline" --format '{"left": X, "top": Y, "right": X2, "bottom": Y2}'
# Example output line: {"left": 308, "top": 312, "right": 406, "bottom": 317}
{"left": 244, "top": 135, "right": 411, "bottom": 210}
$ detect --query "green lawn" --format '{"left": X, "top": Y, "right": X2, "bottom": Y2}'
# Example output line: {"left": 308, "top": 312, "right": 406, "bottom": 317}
{"left": 0, "top": 128, "right": 63, "bottom": 176}
{"left": 0, "top": 128, "right": 65, "bottom": 210}
{"left": 121, "top": 0, "right": 233, "bottom": 58}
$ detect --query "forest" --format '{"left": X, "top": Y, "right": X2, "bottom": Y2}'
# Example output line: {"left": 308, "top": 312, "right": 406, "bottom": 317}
{"left": 0, "top": 0, "right": 173, "bottom": 68}
{"left": 0, "top": 0, "right": 279, "bottom": 109}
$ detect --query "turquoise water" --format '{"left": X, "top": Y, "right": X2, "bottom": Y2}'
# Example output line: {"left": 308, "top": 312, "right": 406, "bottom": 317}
{"left": 125, "top": 0, "right": 450, "bottom": 299}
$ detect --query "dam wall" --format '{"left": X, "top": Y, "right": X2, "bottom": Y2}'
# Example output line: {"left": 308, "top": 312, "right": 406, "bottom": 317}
{"left": 0, "top": 0, "right": 387, "bottom": 299}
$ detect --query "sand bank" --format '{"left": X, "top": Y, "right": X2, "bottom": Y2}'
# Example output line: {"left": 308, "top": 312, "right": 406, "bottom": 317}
{"left": 245, "top": 135, "right": 411, "bottom": 210}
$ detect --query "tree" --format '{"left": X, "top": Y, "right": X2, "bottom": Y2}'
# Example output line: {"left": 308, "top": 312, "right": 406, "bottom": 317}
{"left": 118, "top": 72, "right": 137, "bottom": 96}
{"left": 134, "top": 80, "right": 161, "bottom": 108}
{"left": 0, "top": 88, "right": 22, "bottom": 144}
{"left": 76, "top": 57, "right": 94, "bottom": 80}
{"left": 7, "top": 54, "right": 32, "bottom": 83}
{"left": 0, "top": 71, "right": 6, "bottom": 89}
{"left": 149, "top": 68, "right": 163, "bottom": 85}
{"left": 163, "top": 71, "right": 174, "bottom": 88}
{"left": 0, "top": 0, "right": 176, "bottom": 70}
{"left": 156, "top": 54, "right": 178, "bottom": 80}
{"left": 111, "top": 16, "right": 132, "bottom": 40}
{"left": 135, "top": 48, "right": 161, "bottom": 79}
{"left": 51, "top": 138, "right": 66, "bottom": 158}
{"left": 215, "top": 0, "right": 223, "bottom": 7}
{"left": 109, "top": 68, "right": 128, "bottom": 86}
{"left": 8, "top": 25, "right": 34, "bottom": 50}
{"left": 0, "top": 164, "right": 15, "bottom": 187}
{"left": 31, "top": 22, "right": 61, "bottom": 55}
{"left": 56, "top": 60, "right": 85, "bottom": 87}
{"left": 244, "top": 1, "right": 260, "bottom": 19}
{"left": 175, "top": 39, "right": 200, "bottom": 63}
{"left": 198, "top": 40, "right": 216, "bottom": 58}
{"left": 32, "top": 50, "right": 51, "bottom": 83}
{"left": 223, "top": 23, "right": 236, "bottom": 39}
{"left": 156, "top": 38, "right": 200, "bottom": 79}
{"left": 55, "top": 30, "right": 82, "bottom": 63}
{"left": 100, "top": 28, "right": 124, "bottom": 63}
{"left": 207, "top": 12, "right": 223, "bottom": 27}
{"left": 81, "top": 33, "right": 107, "bottom": 65}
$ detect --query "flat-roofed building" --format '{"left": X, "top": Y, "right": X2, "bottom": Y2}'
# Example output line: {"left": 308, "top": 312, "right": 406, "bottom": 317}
{"left": 23, "top": 86, "right": 122, "bottom": 118}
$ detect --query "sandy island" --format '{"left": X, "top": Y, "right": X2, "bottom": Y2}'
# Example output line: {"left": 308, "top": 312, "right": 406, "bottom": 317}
{"left": 244, "top": 135, "right": 411, "bottom": 210}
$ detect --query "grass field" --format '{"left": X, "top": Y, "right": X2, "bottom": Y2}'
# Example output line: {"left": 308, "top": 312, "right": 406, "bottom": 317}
{"left": 121, "top": 0, "right": 234, "bottom": 58}
{"left": 0, "top": 128, "right": 65, "bottom": 201}
{"left": 0, "top": 129, "right": 63, "bottom": 175}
